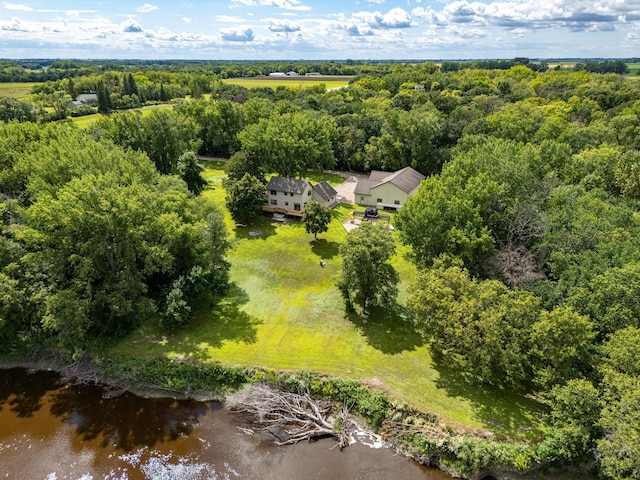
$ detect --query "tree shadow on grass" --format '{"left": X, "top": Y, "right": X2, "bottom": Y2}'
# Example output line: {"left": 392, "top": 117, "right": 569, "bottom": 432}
{"left": 346, "top": 303, "right": 424, "bottom": 355}
{"left": 434, "top": 364, "right": 547, "bottom": 439}
{"left": 310, "top": 238, "right": 340, "bottom": 259}
{"left": 174, "top": 283, "right": 262, "bottom": 360}
{"left": 233, "top": 214, "right": 278, "bottom": 240}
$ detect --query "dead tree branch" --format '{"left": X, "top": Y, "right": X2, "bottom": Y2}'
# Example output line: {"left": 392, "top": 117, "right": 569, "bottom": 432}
{"left": 227, "top": 384, "right": 355, "bottom": 449}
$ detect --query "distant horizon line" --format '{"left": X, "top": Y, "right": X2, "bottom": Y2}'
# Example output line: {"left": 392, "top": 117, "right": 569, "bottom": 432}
{"left": 1, "top": 56, "right": 638, "bottom": 63}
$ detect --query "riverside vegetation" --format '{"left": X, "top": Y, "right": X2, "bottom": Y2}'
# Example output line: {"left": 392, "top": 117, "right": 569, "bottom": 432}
{"left": 2, "top": 59, "right": 640, "bottom": 479}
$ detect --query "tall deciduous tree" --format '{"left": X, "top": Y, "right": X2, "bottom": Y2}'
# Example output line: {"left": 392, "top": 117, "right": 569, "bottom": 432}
{"left": 337, "top": 222, "right": 398, "bottom": 314}
{"left": 224, "top": 172, "right": 267, "bottom": 223}
{"left": 96, "top": 110, "right": 200, "bottom": 175}
{"left": 302, "top": 200, "right": 332, "bottom": 240}
{"left": 597, "top": 326, "right": 640, "bottom": 480}
{"left": 408, "top": 259, "right": 541, "bottom": 389}
{"left": 238, "top": 111, "right": 336, "bottom": 177}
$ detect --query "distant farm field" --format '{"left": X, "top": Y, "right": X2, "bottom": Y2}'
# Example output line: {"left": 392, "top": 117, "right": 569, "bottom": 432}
{"left": 626, "top": 63, "right": 640, "bottom": 76}
{"left": 222, "top": 76, "right": 351, "bottom": 89}
{"left": 0, "top": 82, "right": 40, "bottom": 99}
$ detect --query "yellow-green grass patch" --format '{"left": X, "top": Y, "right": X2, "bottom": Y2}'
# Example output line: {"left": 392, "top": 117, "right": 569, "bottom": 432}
{"left": 0, "top": 82, "right": 41, "bottom": 99}
{"left": 222, "top": 78, "right": 350, "bottom": 90}
{"left": 70, "top": 104, "right": 175, "bottom": 129}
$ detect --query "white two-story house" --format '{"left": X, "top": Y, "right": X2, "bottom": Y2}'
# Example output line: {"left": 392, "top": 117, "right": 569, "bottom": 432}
{"left": 264, "top": 177, "right": 338, "bottom": 217}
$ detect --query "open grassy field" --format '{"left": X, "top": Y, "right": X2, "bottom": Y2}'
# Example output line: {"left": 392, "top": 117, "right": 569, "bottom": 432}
{"left": 0, "top": 82, "right": 40, "bottom": 99}
{"left": 626, "top": 63, "right": 640, "bottom": 76}
{"left": 110, "top": 161, "right": 546, "bottom": 441}
{"left": 222, "top": 77, "right": 351, "bottom": 89}
{"left": 70, "top": 104, "right": 174, "bottom": 129}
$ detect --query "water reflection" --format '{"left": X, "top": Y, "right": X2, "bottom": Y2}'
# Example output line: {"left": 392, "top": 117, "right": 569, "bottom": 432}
{"left": 0, "top": 368, "right": 450, "bottom": 480}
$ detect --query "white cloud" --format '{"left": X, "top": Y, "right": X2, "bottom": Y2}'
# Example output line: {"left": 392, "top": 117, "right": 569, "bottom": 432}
{"left": 259, "top": 0, "right": 311, "bottom": 11}
{"left": 411, "top": 0, "right": 640, "bottom": 32}
{"left": 266, "top": 18, "right": 301, "bottom": 32}
{"left": 354, "top": 7, "right": 413, "bottom": 29}
{"left": 231, "top": 0, "right": 257, "bottom": 5}
{"left": 216, "top": 15, "right": 246, "bottom": 22}
{"left": 346, "top": 24, "right": 374, "bottom": 36}
{"left": 182, "top": 16, "right": 191, "bottom": 24}
{"left": 3, "top": 2, "right": 32, "bottom": 11}
{"left": 219, "top": 26, "right": 254, "bottom": 41}
{"left": 1, "top": 16, "right": 31, "bottom": 32}
{"left": 122, "top": 19, "right": 144, "bottom": 33}
{"left": 368, "top": 0, "right": 385, "bottom": 4}
{"left": 137, "top": 3, "right": 158, "bottom": 13}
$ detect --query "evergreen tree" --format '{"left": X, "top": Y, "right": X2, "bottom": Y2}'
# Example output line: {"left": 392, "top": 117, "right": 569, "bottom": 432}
{"left": 177, "top": 151, "right": 207, "bottom": 195}
{"left": 96, "top": 81, "right": 111, "bottom": 114}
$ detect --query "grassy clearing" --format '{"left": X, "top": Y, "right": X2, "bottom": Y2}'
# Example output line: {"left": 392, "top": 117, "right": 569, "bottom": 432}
{"left": 70, "top": 104, "right": 174, "bottom": 129}
{"left": 222, "top": 78, "right": 350, "bottom": 89}
{"left": 111, "top": 162, "right": 546, "bottom": 441}
{"left": 626, "top": 63, "right": 640, "bottom": 75}
{"left": 0, "top": 82, "right": 40, "bottom": 99}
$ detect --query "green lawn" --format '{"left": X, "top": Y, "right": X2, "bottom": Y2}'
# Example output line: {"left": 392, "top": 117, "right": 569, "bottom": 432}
{"left": 222, "top": 78, "right": 350, "bottom": 90}
{"left": 626, "top": 63, "right": 640, "bottom": 76}
{"left": 70, "top": 104, "right": 174, "bottom": 129}
{"left": 0, "top": 82, "right": 40, "bottom": 99}
{"left": 111, "top": 161, "right": 546, "bottom": 441}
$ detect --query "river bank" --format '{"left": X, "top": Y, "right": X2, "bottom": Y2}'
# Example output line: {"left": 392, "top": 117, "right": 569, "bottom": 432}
{"left": 0, "top": 352, "right": 590, "bottom": 480}
{"left": 0, "top": 354, "right": 593, "bottom": 480}
{"left": 0, "top": 367, "right": 442, "bottom": 480}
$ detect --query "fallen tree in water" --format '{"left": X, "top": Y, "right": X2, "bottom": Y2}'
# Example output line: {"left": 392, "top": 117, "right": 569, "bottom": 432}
{"left": 227, "top": 383, "right": 355, "bottom": 449}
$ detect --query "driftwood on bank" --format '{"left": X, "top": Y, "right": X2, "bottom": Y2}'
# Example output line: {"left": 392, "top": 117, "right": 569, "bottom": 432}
{"left": 227, "top": 383, "right": 355, "bottom": 449}
{"left": 59, "top": 353, "right": 126, "bottom": 399}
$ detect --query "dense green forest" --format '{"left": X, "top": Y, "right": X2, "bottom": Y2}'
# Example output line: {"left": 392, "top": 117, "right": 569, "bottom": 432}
{"left": 2, "top": 60, "right": 640, "bottom": 478}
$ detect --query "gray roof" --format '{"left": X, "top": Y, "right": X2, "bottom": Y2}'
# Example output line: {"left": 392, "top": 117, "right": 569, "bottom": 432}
{"left": 266, "top": 176, "right": 310, "bottom": 194}
{"left": 312, "top": 181, "right": 337, "bottom": 201}
{"left": 354, "top": 179, "right": 377, "bottom": 196}
{"left": 76, "top": 93, "right": 98, "bottom": 103}
{"left": 355, "top": 167, "right": 425, "bottom": 196}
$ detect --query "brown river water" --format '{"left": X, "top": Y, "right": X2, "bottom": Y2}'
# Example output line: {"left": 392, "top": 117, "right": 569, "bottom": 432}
{"left": 0, "top": 368, "right": 452, "bottom": 480}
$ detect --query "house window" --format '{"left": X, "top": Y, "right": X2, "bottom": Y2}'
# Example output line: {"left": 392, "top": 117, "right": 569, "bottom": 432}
{"left": 270, "top": 199, "right": 277, "bottom": 205}
{"left": 308, "top": 190, "right": 311, "bottom": 196}
{"left": 294, "top": 203, "right": 301, "bottom": 211}
{"left": 376, "top": 198, "right": 383, "bottom": 203}
{"left": 270, "top": 190, "right": 277, "bottom": 195}
{"left": 290, "top": 192, "right": 294, "bottom": 196}
{"left": 285, "top": 201, "right": 289, "bottom": 206}
{"left": 394, "top": 200, "right": 401, "bottom": 205}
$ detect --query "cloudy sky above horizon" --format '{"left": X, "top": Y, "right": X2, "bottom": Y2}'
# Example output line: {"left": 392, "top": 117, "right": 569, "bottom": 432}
{"left": 1, "top": 0, "right": 639, "bottom": 60}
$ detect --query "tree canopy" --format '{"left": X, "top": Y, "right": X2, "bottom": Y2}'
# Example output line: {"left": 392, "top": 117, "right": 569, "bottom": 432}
{"left": 337, "top": 222, "right": 398, "bottom": 315}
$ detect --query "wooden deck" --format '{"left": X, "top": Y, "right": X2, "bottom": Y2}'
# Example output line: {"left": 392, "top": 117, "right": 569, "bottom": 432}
{"left": 262, "top": 205, "right": 304, "bottom": 218}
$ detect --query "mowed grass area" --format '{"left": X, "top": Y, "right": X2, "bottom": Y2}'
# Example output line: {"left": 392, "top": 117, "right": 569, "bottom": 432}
{"left": 70, "top": 104, "right": 174, "bottom": 129}
{"left": 0, "top": 82, "right": 40, "bottom": 99}
{"left": 111, "top": 161, "right": 546, "bottom": 441}
{"left": 626, "top": 63, "right": 640, "bottom": 76}
{"left": 222, "top": 77, "right": 351, "bottom": 89}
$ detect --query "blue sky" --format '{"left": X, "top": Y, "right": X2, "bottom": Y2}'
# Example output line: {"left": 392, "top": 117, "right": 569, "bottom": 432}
{"left": 1, "top": 0, "right": 639, "bottom": 60}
